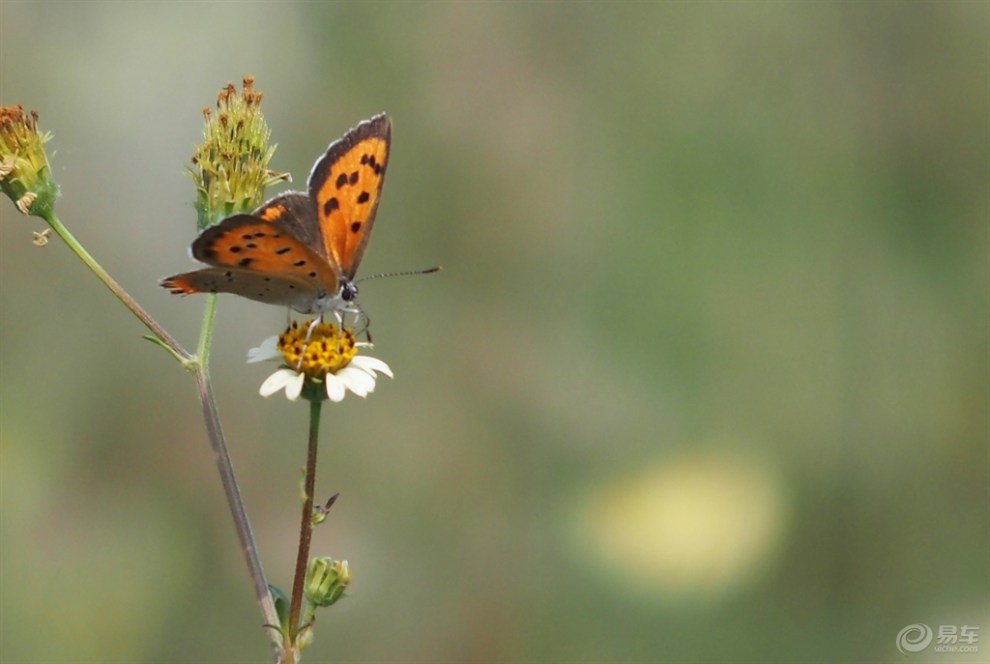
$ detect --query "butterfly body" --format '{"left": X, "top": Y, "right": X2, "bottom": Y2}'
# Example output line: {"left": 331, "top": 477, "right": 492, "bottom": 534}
{"left": 163, "top": 114, "right": 391, "bottom": 317}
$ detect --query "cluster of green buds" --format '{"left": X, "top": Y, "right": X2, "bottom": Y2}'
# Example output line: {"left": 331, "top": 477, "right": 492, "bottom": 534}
{"left": 189, "top": 76, "right": 289, "bottom": 229}
{"left": 0, "top": 105, "right": 57, "bottom": 218}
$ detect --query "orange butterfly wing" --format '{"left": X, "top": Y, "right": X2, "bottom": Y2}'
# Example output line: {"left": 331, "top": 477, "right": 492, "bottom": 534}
{"left": 161, "top": 210, "right": 340, "bottom": 311}
{"left": 252, "top": 193, "right": 327, "bottom": 260}
{"left": 309, "top": 113, "right": 390, "bottom": 280}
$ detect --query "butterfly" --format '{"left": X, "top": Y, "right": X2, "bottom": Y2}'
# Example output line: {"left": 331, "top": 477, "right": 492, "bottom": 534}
{"left": 162, "top": 113, "right": 391, "bottom": 321}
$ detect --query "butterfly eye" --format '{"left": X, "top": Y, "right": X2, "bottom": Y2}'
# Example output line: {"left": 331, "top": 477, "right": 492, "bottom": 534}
{"left": 341, "top": 282, "right": 359, "bottom": 302}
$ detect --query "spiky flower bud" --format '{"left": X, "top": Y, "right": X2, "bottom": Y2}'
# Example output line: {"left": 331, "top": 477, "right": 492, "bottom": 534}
{"left": 189, "top": 76, "right": 288, "bottom": 229}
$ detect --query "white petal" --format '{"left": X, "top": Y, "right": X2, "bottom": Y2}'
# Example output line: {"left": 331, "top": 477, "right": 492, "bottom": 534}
{"left": 349, "top": 355, "right": 393, "bottom": 379}
{"left": 339, "top": 366, "right": 376, "bottom": 398}
{"left": 324, "top": 373, "right": 347, "bottom": 402}
{"left": 247, "top": 336, "right": 281, "bottom": 363}
{"left": 284, "top": 372, "right": 306, "bottom": 401}
{"left": 259, "top": 368, "right": 297, "bottom": 397}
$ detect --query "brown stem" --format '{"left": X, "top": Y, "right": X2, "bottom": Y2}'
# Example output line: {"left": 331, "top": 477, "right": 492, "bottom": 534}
{"left": 287, "top": 398, "right": 322, "bottom": 650}
{"left": 194, "top": 367, "right": 282, "bottom": 658}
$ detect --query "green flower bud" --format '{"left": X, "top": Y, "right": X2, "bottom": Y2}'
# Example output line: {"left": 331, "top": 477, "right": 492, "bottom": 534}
{"left": 189, "top": 76, "right": 289, "bottom": 229}
{"left": 304, "top": 557, "right": 350, "bottom": 608}
{"left": 0, "top": 105, "right": 57, "bottom": 218}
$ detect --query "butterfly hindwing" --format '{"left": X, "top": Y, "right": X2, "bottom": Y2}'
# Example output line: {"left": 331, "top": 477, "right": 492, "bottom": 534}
{"left": 309, "top": 113, "right": 390, "bottom": 280}
{"left": 161, "top": 266, "right": 324, "bottom": 312}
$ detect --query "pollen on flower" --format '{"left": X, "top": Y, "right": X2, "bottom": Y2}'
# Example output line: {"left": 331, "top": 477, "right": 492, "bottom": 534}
{"left": 16, "top": 192, "right": 37, "bottom": 215}
{"left": 278, "top": 321, "right": 358, "bottom": 378}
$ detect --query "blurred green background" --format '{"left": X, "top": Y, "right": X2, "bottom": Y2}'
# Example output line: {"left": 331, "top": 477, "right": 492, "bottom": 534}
{"left": 1, "top": 2, "right": 987, "bottom": 663}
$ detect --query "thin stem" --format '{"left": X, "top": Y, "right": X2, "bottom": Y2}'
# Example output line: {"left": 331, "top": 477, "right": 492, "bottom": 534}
{"left": 193, "top": 366, "right": 283, "bottom": 658}
{"left": 196, "top": 292, "right": 218, "bottom": 361}
{"left": 38, "top": 211, "right": 280, "bottom": 656}
{"left": 193, "top": 294, "right": 281, "bottom": 658}
{"left": 288, "top": 398, "right": 323, "bottom": 647}
{"left": 42, "top": 211, "right": 189, "bottom": 360}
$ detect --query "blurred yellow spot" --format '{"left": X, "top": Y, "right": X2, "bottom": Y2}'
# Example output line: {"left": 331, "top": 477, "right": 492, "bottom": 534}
{"left": 581, "top": 454, "right": 786, "bottom": 597}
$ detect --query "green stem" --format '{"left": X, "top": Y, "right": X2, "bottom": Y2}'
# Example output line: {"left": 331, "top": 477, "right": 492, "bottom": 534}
{"left": 41, "top": 211, "right": 189, "bottom": 360}
{"left": 288, "top": 398, "right": 323, "bottom": 650}
{"left": 197, "top": 292, "right": 218, "bottom": 361}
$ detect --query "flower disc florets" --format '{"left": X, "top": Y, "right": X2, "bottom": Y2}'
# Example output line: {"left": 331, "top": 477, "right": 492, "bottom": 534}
{"left": 279, "top": 321, "right": 357, "bottom": 379}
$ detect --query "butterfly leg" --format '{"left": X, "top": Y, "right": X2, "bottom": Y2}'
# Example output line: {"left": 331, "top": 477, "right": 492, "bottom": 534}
{"left": 356, "top": 311, "right": 373, "bottom": 345}
{"left": 346, "top": 302, "right": 372, "bottom": 344}
{"left": 331, "top": 309, "right": 349, "bottom": 355}
{"left": 296, "top": 316, "right": 324, "bottom": 372}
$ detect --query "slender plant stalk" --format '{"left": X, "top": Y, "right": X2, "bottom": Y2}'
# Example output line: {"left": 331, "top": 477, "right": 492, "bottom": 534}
{"left": 287, "top": 398, "right": 323, "bottom": 655}
{"left": 42, "top": 211, "right": 187, "bottom": 358}
{"left": 193, "top": 294, "right": 282, "bottom": 657}
{"left": 38, "top": 210, "right": 283, "bottom": 659}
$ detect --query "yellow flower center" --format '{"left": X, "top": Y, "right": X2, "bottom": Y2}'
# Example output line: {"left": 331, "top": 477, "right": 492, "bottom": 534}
{"left": 278, "top": 321, "right": 357, "bottom": 378}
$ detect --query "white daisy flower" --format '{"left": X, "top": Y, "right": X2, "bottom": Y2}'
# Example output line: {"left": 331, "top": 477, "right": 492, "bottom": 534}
{"left": 247, "top": 321, "right": 393, "bottom": 402}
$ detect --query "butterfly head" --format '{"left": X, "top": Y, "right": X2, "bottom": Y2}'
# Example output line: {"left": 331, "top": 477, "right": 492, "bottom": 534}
{"left": 305, "top": 280, "right": 359, "bottom": 316}
{"left": 340, "top": 280, "right": 359, "bottom": 302}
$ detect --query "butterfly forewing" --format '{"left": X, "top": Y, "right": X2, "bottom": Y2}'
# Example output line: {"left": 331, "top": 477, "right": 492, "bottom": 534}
{"left": 254, "top": 193, "right": 329, "bottom": 262}
{"left": 309, "top": 113, "right": 390, "bottom": 280}
{"left": 190, "top": 216, "right": 334, "bottom": 286}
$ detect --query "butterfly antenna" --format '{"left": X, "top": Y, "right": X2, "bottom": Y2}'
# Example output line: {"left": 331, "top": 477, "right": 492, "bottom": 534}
{"left": 355, "top": 265, "right": 442, "bottom": 283}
